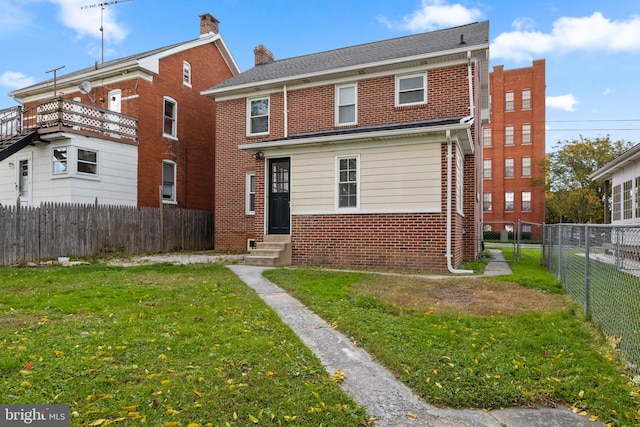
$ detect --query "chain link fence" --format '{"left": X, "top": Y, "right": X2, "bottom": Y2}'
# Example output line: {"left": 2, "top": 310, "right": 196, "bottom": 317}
{"left": 543, "top": 224, "right": 640, "bottom": 374}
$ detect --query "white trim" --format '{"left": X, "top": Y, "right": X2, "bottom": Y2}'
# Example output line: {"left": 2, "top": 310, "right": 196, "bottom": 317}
{"left": 395, "top": 72, "right": 427, "bottom": 107}
{"left": 245, "top": 172, "right": 256, "bottom": 215}
{"left": 335, "top": 82, "right": 357, "bottom": 126}
{"left": 16, "top": 153, "right": 32, "bottom": 206}
{"left": 183, "top": 61, "right": 192, "bottom": 87}
{"left": 247, "top": 96, "right": 270, "bottom": 136}
{"left": 163, "top": 96, "right": 178, "bottom": 139}
{"left": 335, "top": 154, "right": 360, "bottom": 211}
{"left": 162, "top": 160, "right": 177, "bottom": 203}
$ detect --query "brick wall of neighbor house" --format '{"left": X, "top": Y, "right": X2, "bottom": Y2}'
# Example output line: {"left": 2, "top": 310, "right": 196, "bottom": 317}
{"left": 483, "top": 60, "right": 546, "bottom": 229}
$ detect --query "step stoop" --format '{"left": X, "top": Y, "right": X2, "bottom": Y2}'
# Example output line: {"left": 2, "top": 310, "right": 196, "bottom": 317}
{"left": 244, "top": 235, "right": 291, "bottom": 267}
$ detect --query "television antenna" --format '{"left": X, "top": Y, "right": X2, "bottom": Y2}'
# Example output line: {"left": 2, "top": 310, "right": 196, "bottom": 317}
{"left": 81, "top": 0, "right": 132, "bottom": 64}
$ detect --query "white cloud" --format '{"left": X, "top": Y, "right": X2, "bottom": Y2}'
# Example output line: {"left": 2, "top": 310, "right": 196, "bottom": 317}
{"left": 48, "top": 0, "right": 129, "bottom": 43}
{"left": 0, "top": 0, "right": 36, "bottom": 32}
{"left": 546, "top": 94, "right": 579, "bottom": 112}
{"left": 378, "top": 0, "right": 483, "bottom": 32}
{"left": 492, "top": 12, "right": 640, "bottom": 62}
{"left": 602, "top": 88, "right": 615, "bottom": 95}
{"left": 0, "top": 71, "right": 37, "bottom": 89}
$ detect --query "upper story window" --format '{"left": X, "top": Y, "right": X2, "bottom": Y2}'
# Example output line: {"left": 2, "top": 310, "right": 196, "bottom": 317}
{"left": 163, "top": 97, "right": 177, "bottom": 138}
{"left": 337, "top": 155, "right": 359, "bottom": 209}
{"left": 505, "top": 158, "right": 514, "bottom": 178}
{"left": 246, "top": 172, "right": 256, "bottom": 215}
{"left": 53, "top": 148, "right": 68, "bottom": 174}
{"left": 483, "top": 193, "right": 492, "bottom": 211}
{"left": 505, "top": 192, "right": 515, "bottom": 211}
{"left": 396, "top": 73, "right": 426, "bottom": 106}
{"left": 162, "top": 160, "right": 176, "bottom": 203}
{"left": 483, "top": 127, "right": 492, "bottom": 147}
{"left": 183, "top": 61, "right": 192, "bottom": 87}
{"left": 248, "top": 97, "right": 269, "bottom": 135}
{"left": 522, "top": 191, "right": 532, "bottom": 212}
{"left": 522, "top": 89, "right": 531, "bottom": 109}
{"left": 505, "top": 91, "right": 514, "bottom": 111}
{"left": 77, "top": 149, "right": 98, "bottom": 175}
{"left": 522, "top": 124, "right": 531, "bottom": 144}
{"left": 505, "top": 125, "right": 514, "bottom": 145}
{"left": 522, "top": 157, "right": 532, "bottom": 177}
{"left": 483, "top": 159, "right": 492, "bottom": 179}
{"left": 336, "top": 83, "right": 357, "bottom": 125}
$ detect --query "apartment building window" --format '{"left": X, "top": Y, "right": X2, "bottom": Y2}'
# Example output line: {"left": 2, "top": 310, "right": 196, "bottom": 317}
{"left": 183, "top": 61, "right": 192, "bottom": 87}
{"left": 612, "top": 184, "right": 621, "bottom": 221}
{"left": 483, "top": 192, "right": 492, "bottom": 211}
{"left": 483, "top": 159, "right": 492, "bottom": 179}
{"left": 483, "top": 127, "right": 492, "bottom": 147}
{"left": 505, "top": 192, "right": 514, "bottom": 211}
{"left": 505, "top": 158, "right": 514, "bottom": 178}
{"left": 522, "top": 124, "right": 531, "bottom": 144}
{"left": 248, "top": 97, "right": 269, "bottom": 135}
{"left": 163, "top": 97, "right": 177, "bottom": 138}
{"left": 77, "top": 149, "right": 98, "bottom": 175}
{"left": 505, "top": 126, "right": 514, "bottom": 145}
{"left": 522, "top": 157, "right": 531, "bottom": 177}
{"left": 522, "top": 191, "right": 531, "bottom": 211}
{"left": 53, "top": 148, "right": 68, "bottom": 174}
{"left": 624, "top": 180, "right": 633, "bottom": 219}
{"left": 505, "top": 91, "right": 514, "bottom": 111}
{"left": 246, "top": 172, "right": 256, "bottom": 214}
{"left": 337, "top": 155, "right": 359, "bottom": 209}
{"left": 396, "top": 73, "right": 426, "bottom": 106}
{"left": 162, "top": 160, "right": 176, "bottom": 203}
{"left": 522, "top": 89, "right": 531, "bottom": 109}
{"left": 336, "top": 83, "right": 357, "bottom": 125}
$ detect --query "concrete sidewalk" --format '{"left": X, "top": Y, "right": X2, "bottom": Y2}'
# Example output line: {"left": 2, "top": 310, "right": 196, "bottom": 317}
{"left": 228, "top": 262, "right": 601, "bottom": 427}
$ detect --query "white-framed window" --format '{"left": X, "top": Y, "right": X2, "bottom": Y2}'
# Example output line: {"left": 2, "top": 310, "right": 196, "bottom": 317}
{"left": 522, "top": 157, "right": 531, "bottom": 177}
{"left": 483, "top": 127, "right": 492, "bottom": 147}
{"left": 336, "top": 83, "right": 357, "bottom": 125}
{"left": 624, "top": 180, "right": 633, "bottom": 219}
{"left": 522, "top": 191, "right": 532, "bottom": 211}
{"left": 246, "top": 172, "right": 256, "bottom": 215}
{"left": 53, "top": 147, "right": 68, "bottom": 174}
{"left": 336, "top": 155, "right": 359, "bottom": 209}
{"left": 505, "top": 91, "right": 514, "bottom": 111}
{"left": 505, "top": 192, "right": 514, "bottom": 211}
{"left": 505, "top": 158, "right": 514, "bottom": 178}
{"left": 183, "top": 61, "right": 192, "bottom": 87}
{"left": 612, "top": 184, "right": 621, "bottom": 221}
{"left": 456, "top": 144, "right": 463, "bottom": 213}
{"left": 505, "top": 125, "right": 514, "bottom": 145}
{"left": 636, "top": 177, "right": 640, "bottom": 219}
{"left": 247, "top": 97, "right": 269, "bottom": 135}
{"left": 522, "top": 89, "right": 531, "bottom": 110}
{"left": 77, "top": 148, "right": 98, "bottom": 175}
{"left": 483, "top": 192, "right": 492, "bottom": 211}
{"left": 483, "top": 159, "right": 492, "bottom": 179}
{"left": 163, "top": 97, "right": 177, "bottom": 138}
{"left": 522, "top": 124, "right": 531, "bottom": 144}
{"left": 396, "top": 73, "right": 426, "bottom": 106}
{"left": 162, "top": 160, "right": 177, "bottom": 203}
{"left": 522, "top": 224, "right": 532, "bottom": 233}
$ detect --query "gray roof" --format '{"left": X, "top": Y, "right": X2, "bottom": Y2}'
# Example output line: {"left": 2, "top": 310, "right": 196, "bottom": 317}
{"left": 208, "top": 21, "right": 489, "bottom": 93}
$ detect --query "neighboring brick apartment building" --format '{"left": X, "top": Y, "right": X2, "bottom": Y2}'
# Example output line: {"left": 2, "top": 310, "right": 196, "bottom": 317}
{"left": 482, "top": 59, "right": 546, "bottom": 236}
{"left": 204, "top": 22, "right": 490, "bottom": 272}
{"left": 1, "top": 14, "right": 238, "bottom": 210}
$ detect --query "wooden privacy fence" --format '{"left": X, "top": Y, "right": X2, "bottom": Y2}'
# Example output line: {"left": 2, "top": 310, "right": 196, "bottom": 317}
{"left": 0, "top": 202, "right": 214, "bottom": 266}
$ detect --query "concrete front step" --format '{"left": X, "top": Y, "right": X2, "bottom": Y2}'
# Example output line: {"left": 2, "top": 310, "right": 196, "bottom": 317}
{"left": 244, "top": 237, "right": 291, "bottom": 267}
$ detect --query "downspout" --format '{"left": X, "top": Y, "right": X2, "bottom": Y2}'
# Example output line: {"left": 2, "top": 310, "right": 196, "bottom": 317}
{"left": 283, "top": 85, "right": 288, "bottom": 138}
{"left": 446, "top": 130, "right": 473, "bottom": 274}
{"left": 467, "top": 51, "right": 474, "bottom": 115}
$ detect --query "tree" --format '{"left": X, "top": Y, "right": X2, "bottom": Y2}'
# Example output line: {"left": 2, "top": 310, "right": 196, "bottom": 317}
{"left": 545, "top": 135, "right": 633, "bottom": 224}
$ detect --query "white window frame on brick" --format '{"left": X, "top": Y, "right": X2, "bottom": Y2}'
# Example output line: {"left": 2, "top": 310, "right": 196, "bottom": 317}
{"left": 505, "top": 91, "right": 514, "bottom": 111}
{"left": 483, "top": 192, "right": 492, "bottom": 211}
{"left": 522, "top": 89, "right": 531, "bottom": 110}
{"left": 395, "top": 73, "right": 426, "bottom": 106}
{"left": 336, "top": 83, "right": 357, "bottom": 126}
{"left": 505, "top": 191, "right": 514, "bottom": 211}
{"left": 163, "top": 96, "right": 178, "bottom": 139}
{"left": 522, "top": 191, "right": 532, "bottom": 212}
{"left": 336, "top": 154, "right": 360, "bottom": 210}
{"left": 483, "top": 127, "right": 492, "bottom": 147}
{"left": 246, "top": 172, "right": 256, "bottom": 215}
{"left": 522, "top": 123, "right": 531, "bottom": 144}
{"left": 247, "top": 96, "right": 270, "bottom": 136}
{"left": 505, "top": 158, "right": 514, "bottom": 178}
{"left": 505, "top": 125, "right": 514, "bottom": 145}
{"left": 483, "top": 159, "right": 492, "bottom": 179}
{"left": 183, "top": 61, "right": 192, "bottom": 87}
{"left": 162, "top": 160, "right": 177, "bottom": 204}
{"left": 522, "top": 157, "right": 531, "bottom": 177}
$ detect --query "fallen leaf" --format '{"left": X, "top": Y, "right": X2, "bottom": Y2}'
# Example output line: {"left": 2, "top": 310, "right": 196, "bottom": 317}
{"left": 25, "top": 362, "right": 33, "bottom": 370}
{"left": 407, "top": 413, "right": 417, "bottom": 418}
{"left": 122, "top": 405, "right": 138, "bottom": 411}
{"left": 89, "top": 419, "right": 105, "bottom": 426}
{"left": 193, "top": 389, "right": 202, "bottom": 397}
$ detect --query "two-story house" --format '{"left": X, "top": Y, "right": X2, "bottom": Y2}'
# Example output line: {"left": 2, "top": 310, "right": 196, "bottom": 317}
{"left": 0, "top": 13, "right": 238, "bottom": 210}
{"left": 203, "top": 21, "right": 489, "bottom": 272}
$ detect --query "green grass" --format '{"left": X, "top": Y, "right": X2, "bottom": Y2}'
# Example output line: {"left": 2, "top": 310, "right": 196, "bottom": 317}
{"left": 264, "top": 260, "right": 640, "bottom": 426}
{"left": 0, "top": 263, "right": 369, "bottom": 426}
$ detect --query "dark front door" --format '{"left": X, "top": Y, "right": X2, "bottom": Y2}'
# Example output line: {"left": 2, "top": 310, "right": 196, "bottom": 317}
{"left": 268, "top": 157, "right": 290, "bottom": 235}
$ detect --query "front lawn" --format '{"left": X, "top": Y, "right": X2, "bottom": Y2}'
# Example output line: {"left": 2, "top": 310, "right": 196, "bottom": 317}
{"left": 0, "top": 263, "right": 369, "bottom": 426}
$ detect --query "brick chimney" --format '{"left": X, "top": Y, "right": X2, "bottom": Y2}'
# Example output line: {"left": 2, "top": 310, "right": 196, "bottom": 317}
{"left": 254, "top": 45, "right": 274, "bottom": 65}
{"left": 200, "top": 13, "right": 219, "bottom": 36}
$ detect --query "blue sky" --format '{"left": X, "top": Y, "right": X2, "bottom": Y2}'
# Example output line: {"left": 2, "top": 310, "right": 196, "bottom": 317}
{"left": 1, "top": 0, "right": 639, "bottom": 150}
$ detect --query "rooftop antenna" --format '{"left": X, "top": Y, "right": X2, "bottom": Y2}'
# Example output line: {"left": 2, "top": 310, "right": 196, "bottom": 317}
{"left": 81, "top": 0, "right": 132, "bottom": 64}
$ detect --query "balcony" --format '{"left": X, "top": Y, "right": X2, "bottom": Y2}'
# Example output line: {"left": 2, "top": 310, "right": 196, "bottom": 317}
{"left": 1, "top": 97, "right": 138, "bottom": 161}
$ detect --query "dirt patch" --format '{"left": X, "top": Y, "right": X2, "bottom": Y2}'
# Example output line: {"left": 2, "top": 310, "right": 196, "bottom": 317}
{"left": 355, "top": 275, "right": 568, "bottom": 316}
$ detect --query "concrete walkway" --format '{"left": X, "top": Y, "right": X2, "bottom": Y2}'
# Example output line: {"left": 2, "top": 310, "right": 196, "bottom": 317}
{"left": 228, "top": 258, "right": 602, "bottom": 427}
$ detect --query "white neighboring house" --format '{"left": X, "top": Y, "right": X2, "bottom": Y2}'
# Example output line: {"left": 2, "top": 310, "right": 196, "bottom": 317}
{"left": 590, "top": 143, "right": 640, "bottom": 224}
